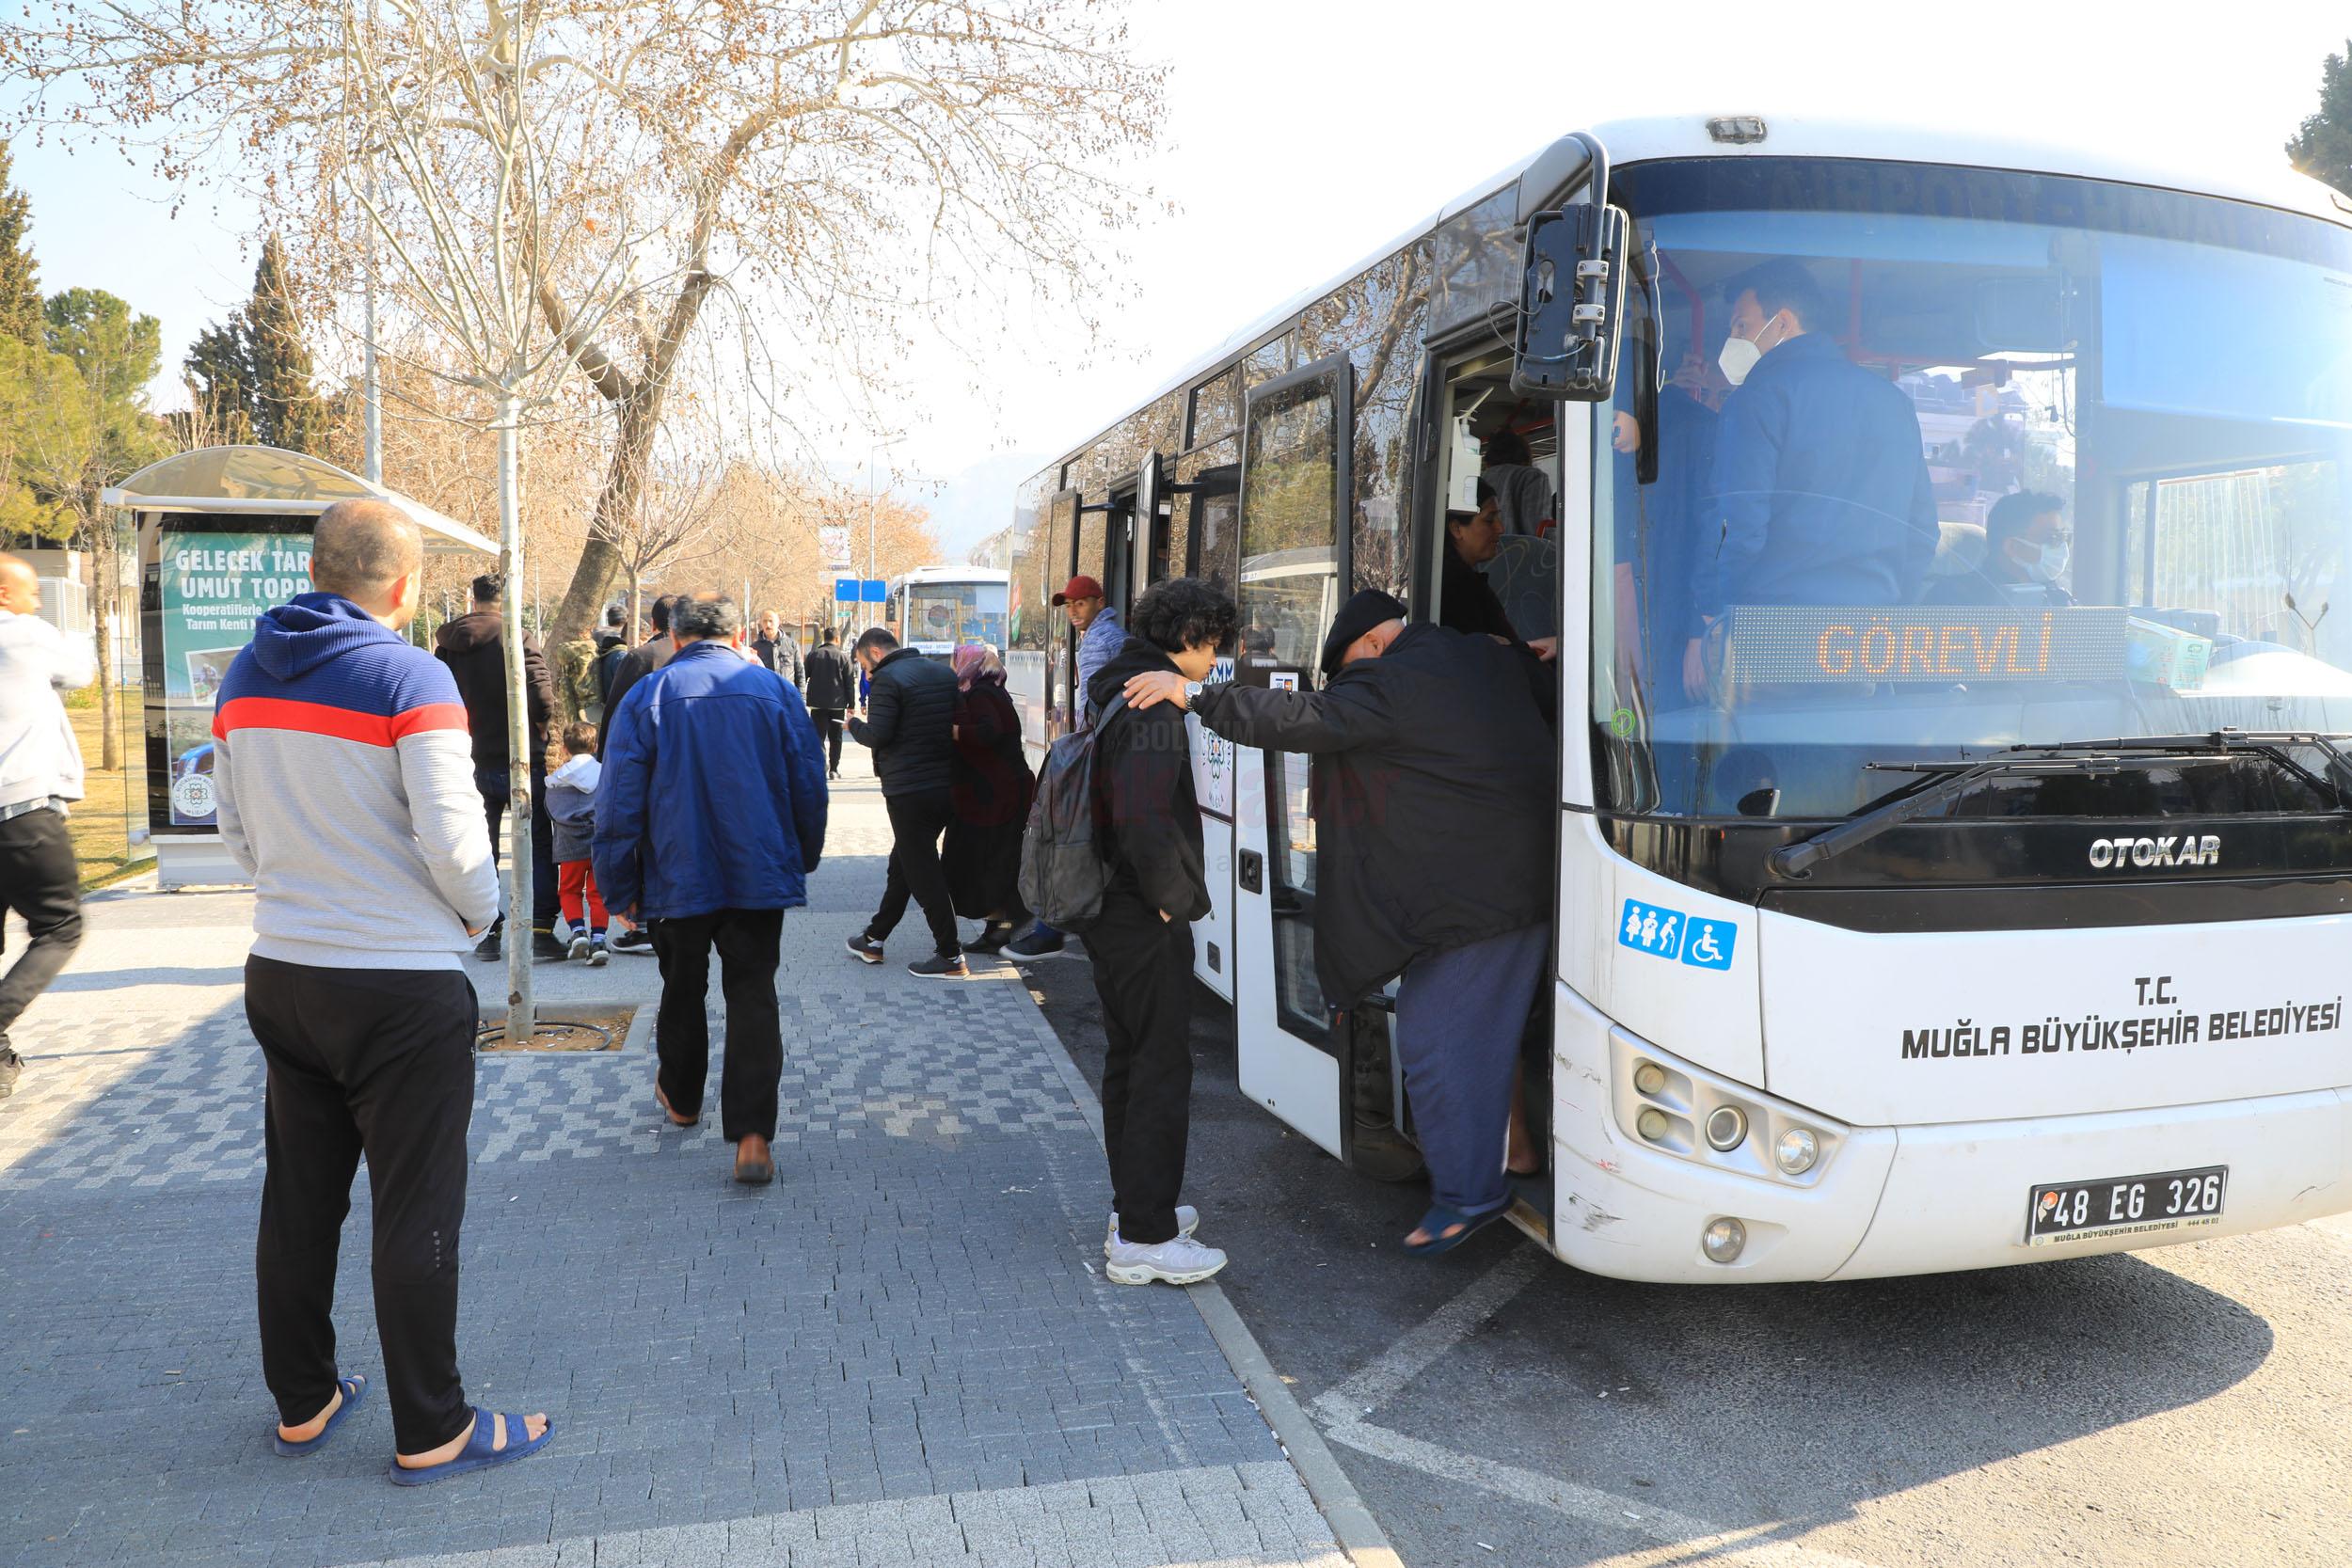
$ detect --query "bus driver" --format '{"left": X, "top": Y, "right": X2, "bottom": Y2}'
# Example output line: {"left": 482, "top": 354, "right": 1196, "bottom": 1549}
{"left": 1685, "top": 259, "right": 1939, "bottom": 697}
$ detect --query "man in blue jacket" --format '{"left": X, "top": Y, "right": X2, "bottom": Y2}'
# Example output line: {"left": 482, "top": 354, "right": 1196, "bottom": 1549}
{"left": 595, "top": 592, "right": 828, "bottom": 1184}
{"left": 1686, "top": 259, "right": 1937, "bottom": 697}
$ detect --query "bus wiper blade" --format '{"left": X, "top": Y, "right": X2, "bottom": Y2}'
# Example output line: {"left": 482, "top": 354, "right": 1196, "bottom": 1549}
{"left": 2013, "top": 730, "right": 2352, "bottom": 810}
{"left": 1767, "top": 754, "right": 2116, "bottom": 880}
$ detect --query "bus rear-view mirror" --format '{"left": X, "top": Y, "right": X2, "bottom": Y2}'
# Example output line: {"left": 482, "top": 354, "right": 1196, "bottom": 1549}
{"left": 1512, "top": 202, "right": 1629, "bottom": 402}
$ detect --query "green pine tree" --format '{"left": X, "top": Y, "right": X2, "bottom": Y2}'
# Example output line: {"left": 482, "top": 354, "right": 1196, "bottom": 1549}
{"left": 0, "top": 142, "right": 43, "bottom": 349}
{"left": 183, "top": 314, "right": 257, "bottom": 446}
{"left": 247, "top": 233, "right": 326, "bottom": 454}
{"left": 2287, "top": 41, "right": 2352, "bottom": 194}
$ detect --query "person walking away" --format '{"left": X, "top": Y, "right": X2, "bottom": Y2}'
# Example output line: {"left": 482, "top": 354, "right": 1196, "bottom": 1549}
{"left": 943, "top": 643, "right": 1035, "bottom": 954}
{"left": 211, "top": 499, "right": 550, "bottom": 1482}
{"left": 597, "top": 595, "right": 678, "bottom": 955}
{"left": 545, "top": 721, "right": 609, "bottom": 966}
{"left": 0, "top": 553, "right": 94, "bottom": 1100}
{"left": 1086, "top": 578, "right": 1236, "bottom": 1285}
{"left": 593, "top": 604, "right": 632, "bottom": 714}
{"left": 597, "top": 594, "right": 678, "bottom": 758}
{"left": 433, "top": 573, "right": 562, "bottom": 962}
{"left": 753, "top": 611, "right": 803, "bottom": 689}
{"left": 803, "top": 626, "right": 854, "bottom": 781}
{"left": 1008, "top": 573, "right": 1121, "bottom": 961}
{"left": 843, "top": 627, "right": 963, "bottom": 976}
{"left": 1122, "top": 590, "right": 1555, "bottom": 1256}
{"left": 595, "top": 593, "right": 827, "bottom": 1184}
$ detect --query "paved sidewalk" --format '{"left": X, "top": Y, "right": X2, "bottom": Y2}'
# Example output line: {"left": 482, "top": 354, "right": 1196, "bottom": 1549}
{"left": 0, "top": 752, "right": 1347, "bottom": 1568}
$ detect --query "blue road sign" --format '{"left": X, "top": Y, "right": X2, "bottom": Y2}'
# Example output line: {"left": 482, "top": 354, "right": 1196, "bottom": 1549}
{"left": 860, "top": 579, "right": 887, "bottom": 603}
{"left": 834, "top": 578, "right": 860, "bottom": 603}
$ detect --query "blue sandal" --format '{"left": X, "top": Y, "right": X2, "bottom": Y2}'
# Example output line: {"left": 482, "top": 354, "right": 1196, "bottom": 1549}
{"left": 274, "top": 1373, "right": 368, "bottom": 1457}
{"left": 1402, "top": 1202, "right": 1508, "bottom": 1257}
{"left": 388, "top": 1405, "right": 554, "bottom": 1486}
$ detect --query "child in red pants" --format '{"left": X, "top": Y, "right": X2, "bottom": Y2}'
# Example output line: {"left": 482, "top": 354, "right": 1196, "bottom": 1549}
{"left": 545, "top": 721, "right": 609, "bottom": 966}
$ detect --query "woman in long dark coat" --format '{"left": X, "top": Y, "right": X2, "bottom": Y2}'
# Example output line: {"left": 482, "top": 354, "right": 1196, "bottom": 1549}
{"left": 944, "top": 642, "right": 1036, "bottom": 952}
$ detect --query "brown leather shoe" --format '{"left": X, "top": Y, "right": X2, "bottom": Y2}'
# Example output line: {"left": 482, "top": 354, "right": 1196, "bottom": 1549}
{"left": 655, "top": 1084, "right": 697, "bottom": 1127}
{"left": 734, "top": 1134, "right": 773, "bottom": 1185}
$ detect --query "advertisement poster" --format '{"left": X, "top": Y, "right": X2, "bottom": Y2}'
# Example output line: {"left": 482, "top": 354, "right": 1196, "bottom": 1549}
{"left": 157, "top": 528, "right": 310, "bottom": 827}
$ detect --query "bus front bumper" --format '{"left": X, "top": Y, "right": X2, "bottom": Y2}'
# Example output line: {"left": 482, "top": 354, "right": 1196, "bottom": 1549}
{"left": 1551, "top": 982, "right": 2352, "bottom": 1284}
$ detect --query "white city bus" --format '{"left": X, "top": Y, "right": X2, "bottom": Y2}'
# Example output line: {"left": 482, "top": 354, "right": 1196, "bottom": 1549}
{"left": 1002, "top": 114, "right": 2352, "bottom": 1281}
{"left": 886, "top": 564, "right": 1009, "bottom": 661}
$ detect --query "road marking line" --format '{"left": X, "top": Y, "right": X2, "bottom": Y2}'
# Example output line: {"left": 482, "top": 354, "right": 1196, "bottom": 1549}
{"left": 1309, "top": 1245, "right": 1547, "bottom": 1425}
{"left": 1322, "top": 1418, "right": 1885, "bottom": 1568}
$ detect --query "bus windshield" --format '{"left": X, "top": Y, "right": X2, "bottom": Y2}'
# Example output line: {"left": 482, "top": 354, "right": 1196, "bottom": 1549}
{"left": 1596, "top": 158, "right": 2352, "bottom": 821}
{"left": 905, "top": 579, "right": 1009, "bottom": 652}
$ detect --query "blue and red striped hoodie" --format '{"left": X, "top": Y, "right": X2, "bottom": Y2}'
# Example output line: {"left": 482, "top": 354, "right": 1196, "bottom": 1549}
{"left": 213, "top": 593, "right": 500, "bottom": 970}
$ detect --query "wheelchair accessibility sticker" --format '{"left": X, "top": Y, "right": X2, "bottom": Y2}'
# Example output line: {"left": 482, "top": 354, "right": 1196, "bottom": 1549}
{"left": 1618, "top": 899, "right": 1737, "bottom": 971}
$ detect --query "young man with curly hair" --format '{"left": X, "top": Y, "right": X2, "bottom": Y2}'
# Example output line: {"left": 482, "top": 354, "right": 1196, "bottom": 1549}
{"left": 1086, "top": 576, "right": 1237, "bottom": 1285}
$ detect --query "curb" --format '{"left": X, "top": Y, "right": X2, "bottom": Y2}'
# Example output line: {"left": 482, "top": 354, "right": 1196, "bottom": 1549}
{"left": 1021, "top": 975, "right": 1406, "bottom": 1568}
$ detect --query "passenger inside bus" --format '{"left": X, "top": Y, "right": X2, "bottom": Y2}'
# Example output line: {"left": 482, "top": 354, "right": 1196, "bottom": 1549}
{"left": 1688, "top": 260, "right": 1939, "bottom": 698}
{"left": 1480, "top": 429, "right": 1554, "bottom": 536}
{"left": 1439, "top": 482, "right": 1517, "bottom": 641}
{"left": 1992, "top": 492, "right": 2074, "bottom": 604}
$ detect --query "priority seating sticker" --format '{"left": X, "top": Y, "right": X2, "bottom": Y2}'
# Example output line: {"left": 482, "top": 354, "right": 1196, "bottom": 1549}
{"left": 1618, "top": 898, "right": 1736, "bottom": 971}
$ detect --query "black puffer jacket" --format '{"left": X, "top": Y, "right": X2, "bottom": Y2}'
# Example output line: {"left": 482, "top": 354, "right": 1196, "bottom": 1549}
{"left": 849, "top": 646, "right": 957, "bottom": 796}
{"left": 433, "top": 610, "right": 555, "bottom": 769}
{"left": 1190, "top": 621, "right": 1551, "bottom": 1002}
{"left": 1087, "top": 636, "right": 1210, "bottom": 923}
{"left": 803, "top": 642, "right": 856, "bottom": 710}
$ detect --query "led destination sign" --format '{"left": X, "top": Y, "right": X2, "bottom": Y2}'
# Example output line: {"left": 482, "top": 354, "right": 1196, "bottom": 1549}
{"left": 1721, "top": 606, "right": 2131, "bottom": 687}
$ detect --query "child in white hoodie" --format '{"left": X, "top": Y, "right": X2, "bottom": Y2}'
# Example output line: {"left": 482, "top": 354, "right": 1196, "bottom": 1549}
{"left": 545, "top": 721, "right": 608, "bottom": 965}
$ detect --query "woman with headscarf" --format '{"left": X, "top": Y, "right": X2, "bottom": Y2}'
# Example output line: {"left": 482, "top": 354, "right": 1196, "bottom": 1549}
{"left": 943, "top": 642, "right": 1036, "bottom": 953}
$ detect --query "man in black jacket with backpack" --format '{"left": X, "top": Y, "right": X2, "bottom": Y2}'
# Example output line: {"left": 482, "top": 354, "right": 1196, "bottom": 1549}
{"left": 1082, "top": 578, "right": 1236, "bottom": 1287}
{"left": 844, "top": 628, "right": 965, "bottom": 976}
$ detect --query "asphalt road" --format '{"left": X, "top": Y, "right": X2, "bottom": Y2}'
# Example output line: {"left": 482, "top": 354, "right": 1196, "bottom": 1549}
{"left": 1021, "top": 949, "right": 2352, "bottom": 1568}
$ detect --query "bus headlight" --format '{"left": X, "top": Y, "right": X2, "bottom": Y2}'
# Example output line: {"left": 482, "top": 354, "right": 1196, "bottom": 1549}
{"left": 1704, "top": 1105, "right": 1748, "bottom": 1152}
{"left": 1702, "top": 1216, "right": 1747, "bottom": 1263}
{"left": 1636, "top": 1108, "right": 1670, "bottom": 1142}
{"left": 1774, "top": 1127, "right": 1820, "bottom": 1176}
{"left": 1632, "top": 1061, "right": 1668, "bottom": 1097}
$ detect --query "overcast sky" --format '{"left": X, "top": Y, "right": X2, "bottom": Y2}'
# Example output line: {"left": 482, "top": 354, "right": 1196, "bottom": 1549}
{"left": 12, "top": 1, "right": 2352, "bottom": 556}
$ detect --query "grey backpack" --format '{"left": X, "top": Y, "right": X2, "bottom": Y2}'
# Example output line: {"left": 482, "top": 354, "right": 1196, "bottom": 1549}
{"left": 1016, "top": 695, "right": 1129, "bottom": 931}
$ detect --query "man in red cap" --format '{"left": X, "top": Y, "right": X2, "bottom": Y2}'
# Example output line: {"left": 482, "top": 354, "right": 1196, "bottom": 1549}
{"left": 1051, "top": 573, "right": 1121, "bottom": 726}
{"left": 1009, "top": 573, "right": 1125, "bottom": 961}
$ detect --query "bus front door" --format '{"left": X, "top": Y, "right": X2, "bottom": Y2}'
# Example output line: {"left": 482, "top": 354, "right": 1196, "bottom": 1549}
{"left": 1229, "top": 357, "right": 1355, "bottom": 1158}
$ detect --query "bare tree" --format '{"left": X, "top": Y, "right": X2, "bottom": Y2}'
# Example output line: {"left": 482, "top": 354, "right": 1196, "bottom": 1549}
{"left": 5, "top": 7, "right": 661, "bottom": 1034}
{"left": 4, "top": 0, "right": 1162, "bottom": 1033}
{"left": 4, "top": 2, "right": 1164, "bottom": 640}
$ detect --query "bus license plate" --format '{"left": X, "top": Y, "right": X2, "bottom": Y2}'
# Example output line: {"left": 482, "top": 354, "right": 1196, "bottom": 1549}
{"left": 2025, "top": 1166, "right": 2227, "bottom": 1246}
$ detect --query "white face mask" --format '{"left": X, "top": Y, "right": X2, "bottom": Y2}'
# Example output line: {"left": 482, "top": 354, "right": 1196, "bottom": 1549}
{"left": 1717, "top": 312, "right": 1784, "bottom": 387}
{"left": 2015, "top": 537, "right": 2070, "bottom": 583}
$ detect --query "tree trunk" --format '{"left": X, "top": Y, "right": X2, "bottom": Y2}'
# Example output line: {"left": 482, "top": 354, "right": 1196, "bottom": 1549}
{"left": 546, "top": 388, "right": 663, "bottom": 644}
{"left": 498, "top": 388, "right": 534, "bottom": 1043}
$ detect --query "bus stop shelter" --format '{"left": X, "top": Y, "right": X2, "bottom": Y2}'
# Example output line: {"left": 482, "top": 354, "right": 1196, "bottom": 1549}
{"left": 102, "top": 445, "right": 498, "bottom": 889}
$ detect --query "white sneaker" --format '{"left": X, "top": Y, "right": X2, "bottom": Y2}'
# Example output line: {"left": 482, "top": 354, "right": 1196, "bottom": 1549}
{"left": 567, "top": 933, "right": 592, "bottom": 960}
{"left": 1104, "top": 1232, "right": 1228, "bottom": 1287}
{"left": 1105, "top": 1206, "right": 1199, "bottom": 1256}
